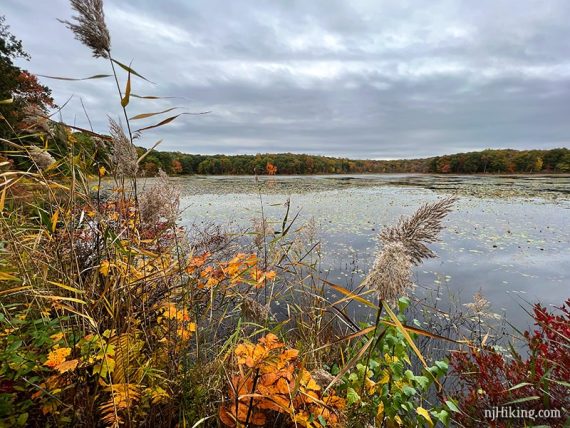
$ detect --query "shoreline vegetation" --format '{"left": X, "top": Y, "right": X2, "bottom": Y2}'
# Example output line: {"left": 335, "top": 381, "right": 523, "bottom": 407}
{"left": 4, "top": 145, "right": 570, "bottom": 177}
{"left": 1, "top": 1, "right": 569, "bottom": 427}
{"left": 121, "top": 148, "right": 570, "bottom": 176}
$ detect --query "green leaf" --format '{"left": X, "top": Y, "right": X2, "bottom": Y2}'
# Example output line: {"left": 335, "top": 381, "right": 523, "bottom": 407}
{"left": 434, "top": 409, "right": 450, "bottom": 426}
{"left": 317, "top": 415, "right": 327, "bottom": 426}
{"left": 503, "top": 396, "right": 540, "bottom": 405}
{"left": 398, "top": 296, "right": 411, "bottom": 312}
{"left": 445, "top": 400, "right": 460, "bottom": 413}
{"left": 346, "top": 387, "right": 361, "bottom": 406}
{"left": 17, "top": 412, "right": 29, "bottom": 426}
{"left": 507, "top": 382, "right": 533, "bottom": 391}
{"left": 435, "top": 360, "right": 449, "bottom": 373}
{"left": 414, "top": 375, "right": 430, "bottom": 390}
{"left": 402, "top": 386, "right": 417, "bottom": 396}
{"left": 384, "top": 303, "right": 440, "bottom": 388}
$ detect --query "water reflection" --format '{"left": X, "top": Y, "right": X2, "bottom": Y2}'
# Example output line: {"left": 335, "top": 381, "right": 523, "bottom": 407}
{"left": 175, "top": 175, "right": 570, "bottom": 333}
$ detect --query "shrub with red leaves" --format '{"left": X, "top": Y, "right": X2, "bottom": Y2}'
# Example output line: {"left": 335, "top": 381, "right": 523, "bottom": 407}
{"left": 451, "top": 299, "right": 570, "bottom": 427}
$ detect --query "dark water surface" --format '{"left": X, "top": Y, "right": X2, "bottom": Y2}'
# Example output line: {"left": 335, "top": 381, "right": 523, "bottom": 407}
{"left": 163, "top": 174, "right": 570, "bottom": 333}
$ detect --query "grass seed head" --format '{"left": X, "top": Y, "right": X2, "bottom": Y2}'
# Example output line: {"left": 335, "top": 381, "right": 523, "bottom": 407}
{"left": 61, "top": 0, "right": 111, "bottom": 58}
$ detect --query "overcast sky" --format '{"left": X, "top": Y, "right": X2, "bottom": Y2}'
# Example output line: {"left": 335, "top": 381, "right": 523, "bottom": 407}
{"left": 3, "top": 0, "right": 570, "bottom": 159}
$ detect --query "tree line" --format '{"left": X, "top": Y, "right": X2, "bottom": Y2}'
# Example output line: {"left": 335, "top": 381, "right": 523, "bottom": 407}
{"left": 134, "top": 147, "right": 570, "bottom": 176}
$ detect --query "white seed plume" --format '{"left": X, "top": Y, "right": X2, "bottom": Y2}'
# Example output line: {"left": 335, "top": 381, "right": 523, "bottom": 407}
{"left": 109, "top": 118, "right": 138, "bottom": 177}
{"left": 29, "top": 146, "right": 56, "bottom": 170}
{"left": 364, "top": 197, "right": 456, "bottom": 303}
{"left": 139, "top": 170, "right": 180, "bottom": 225}
{"left": 61, "top": 0, "right": 111, "bottom": 58}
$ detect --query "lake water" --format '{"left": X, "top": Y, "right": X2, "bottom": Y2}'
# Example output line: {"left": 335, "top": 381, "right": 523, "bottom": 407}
{"left": 163, "top": 174, "right": 570, "bottom": 334}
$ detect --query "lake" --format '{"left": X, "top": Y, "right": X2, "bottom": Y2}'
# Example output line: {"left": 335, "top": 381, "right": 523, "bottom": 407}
{"left": 158, "top": 174, "right": 570, "bottom": 335}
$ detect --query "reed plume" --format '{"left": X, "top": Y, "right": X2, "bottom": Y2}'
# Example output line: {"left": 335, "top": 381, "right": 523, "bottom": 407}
{"left": 379, "top": 196, "right": 457, "bottom": 265}
{"left": 363, "top": 196, "right": 456, "bottom": 302}
{"left": 139, "top": 169, "right": 180, "bottom": 225}
{"left": 109, "top": 118, "right": 138, "bottom": 177}
{"left": 29, "top": 146, "right": 56, "bottom": 170}
{"left": 60, "top": 0, "right": 111, "bottom": 58}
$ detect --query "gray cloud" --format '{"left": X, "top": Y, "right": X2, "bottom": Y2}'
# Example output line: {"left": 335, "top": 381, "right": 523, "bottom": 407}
{"left": 3, "top": 0, "right": 570, "bottom": 158}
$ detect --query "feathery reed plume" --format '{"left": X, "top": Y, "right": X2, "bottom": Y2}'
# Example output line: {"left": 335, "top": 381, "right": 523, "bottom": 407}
{"left": 20, "top": 104, "right": 51, "bottom": 134}
{"left": 240, "top": 296, "right": 271, "bottom": 323}
{"left": 109, "top": 118, "right": 138, "bottom": 177}
{"left": 363, "top": 241, "right": 413, "bottom": 303}
{"left": 363, "top": 197, "right": 456, "bottom": 302}
{"left": 379, "top": 196, "right": 457, "bottom": 265}
{"left": 139, "top": 170, "right": 180, "bottom": 225}
{"left": 464, "top": 290, "right": 500, "bottom": 319}
{"left": 60, "top": 0, "right": 111, "bottom": 58}
{"left": 29, "top": 146, "right": 56, "bottom": 170}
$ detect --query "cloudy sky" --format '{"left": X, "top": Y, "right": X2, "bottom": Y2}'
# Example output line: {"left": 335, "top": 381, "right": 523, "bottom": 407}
{"left": 3, "top": 0, "right": 570, "bottom": 159}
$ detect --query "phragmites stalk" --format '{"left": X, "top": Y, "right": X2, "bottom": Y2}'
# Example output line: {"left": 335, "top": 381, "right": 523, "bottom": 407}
{"left": 363, "top": 197, "right": 456, "bottom": 303}
{"left": 109, "top": 118, "right": 138, "bottom": 177}
{"left": 139, "top": 170, "right": 180, "bottom": 225}
{"left": 60, "top": 0, "right": 111, "bottom": 58}
{"left": 29, "top": 146, "right": 56, "bottom": 170}
{"left": 379, "top": 196, "right": 457, "bottom": 265}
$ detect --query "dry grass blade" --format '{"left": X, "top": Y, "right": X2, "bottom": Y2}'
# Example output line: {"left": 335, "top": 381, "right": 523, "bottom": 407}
{"left": 134, "top": 112, "right": 210, "bottom": 133}
{"left": 323, "top": 338, "right": 373, "bottom": 394}
{"left": 120, "top": 68, "right": 131, "bottom": 107}
{"left": 325, "top": 280, "right": 378, "bottom": 309}
{"left": 38, "top": 74, "right": 112, "bottom": 81}
{"left": 130, "top": 108, "right": 179, "bottom": 121}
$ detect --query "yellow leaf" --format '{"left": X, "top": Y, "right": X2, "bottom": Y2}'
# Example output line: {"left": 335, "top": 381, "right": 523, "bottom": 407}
{"left": 100, "top": 260, "right": 110, "bottom": 277}
{"left": 98, "top": 166, "right": 106, "bottom": 177}
{"left": 121, "top": 69, "right": 131, "bottom": 107}
{"left": 365, "top": 376, "right": 376, "bottom": 395}
{"left": 0, "top": 184, "right": 6, "bottom": 212}
{"left": 376, "top": 401, "right": 385, "bottom": 420}
{"left": 0, "top": 272, "right": 20, "bottom": 282}
{"left": 378, "top": 370, "right": 390, "bottom": 385}
{"left": 51, "top": 210, "right": 59, "bottom": 233}
{"left": 50, "top": 332, "right": 64, "bottom": 342}
{"left": 416, "top": 407, "right": 434, "bottom": 427}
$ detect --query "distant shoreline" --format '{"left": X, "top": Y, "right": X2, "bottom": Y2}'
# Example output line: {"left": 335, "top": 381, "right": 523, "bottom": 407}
{"left": 153, "top": 172, "right": 570, "bottom": 178}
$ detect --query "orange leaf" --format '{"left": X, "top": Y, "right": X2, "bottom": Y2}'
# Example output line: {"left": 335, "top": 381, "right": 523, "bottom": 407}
{"left": 55, "top": 358, "right": 79, "bottom": 373}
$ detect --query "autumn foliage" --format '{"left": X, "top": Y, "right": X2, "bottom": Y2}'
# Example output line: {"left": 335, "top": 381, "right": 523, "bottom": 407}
{"left": 451, "top": 300, "right": 570, "bottom": 426}
{"left": 220, "top": 334, "right": 345, "bottom": 427}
